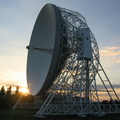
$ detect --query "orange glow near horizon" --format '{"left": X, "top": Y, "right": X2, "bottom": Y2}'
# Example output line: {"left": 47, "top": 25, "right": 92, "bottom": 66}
{"left": 19, "top": 87, "right": 30, "bottom": 94}
{"left": 0, "top": 85, "right": 30, "bottom": 95}
{"left": 0, "top": 85, "right": 120, "bottom": 101}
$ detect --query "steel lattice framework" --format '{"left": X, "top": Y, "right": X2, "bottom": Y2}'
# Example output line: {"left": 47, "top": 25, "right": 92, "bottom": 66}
{"left": 35, "top": 7, "right": 120, "bottom": 118}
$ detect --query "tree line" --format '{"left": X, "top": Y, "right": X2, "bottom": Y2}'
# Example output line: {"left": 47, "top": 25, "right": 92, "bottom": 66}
{"left": 0, "top": 86, "right": 34, "bottom": 109}
{"left": 0, "top": 85, "right": 119, "bottom": 109}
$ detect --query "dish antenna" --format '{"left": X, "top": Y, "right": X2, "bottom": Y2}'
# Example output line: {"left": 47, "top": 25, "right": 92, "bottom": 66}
{"left": 27, "top": 3, "right": 120, "bottom": 117}
{"left": 26, "top": 3, "right": 62, "bottom": 95}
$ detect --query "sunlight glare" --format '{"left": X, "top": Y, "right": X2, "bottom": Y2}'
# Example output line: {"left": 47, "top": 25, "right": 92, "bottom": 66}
{"left": 19, "top": 87, "right": 29, "bottom": 94}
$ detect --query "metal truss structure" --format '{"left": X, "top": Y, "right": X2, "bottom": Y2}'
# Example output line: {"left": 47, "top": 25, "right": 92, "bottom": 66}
{"left": 35, "top": 7, "right": 120, "bottom": 117}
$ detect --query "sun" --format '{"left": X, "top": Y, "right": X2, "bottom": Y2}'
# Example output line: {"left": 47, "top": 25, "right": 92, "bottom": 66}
{"left": 19, "top": 87, "right": 29, "bottom": 94}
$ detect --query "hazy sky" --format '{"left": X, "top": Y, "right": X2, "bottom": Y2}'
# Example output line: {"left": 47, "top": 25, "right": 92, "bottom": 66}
{"left": 0, "top": 0, "right": 120, "bottom": 89}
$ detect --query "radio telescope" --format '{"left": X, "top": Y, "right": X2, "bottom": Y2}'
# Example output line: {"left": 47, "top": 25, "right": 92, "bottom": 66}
{"left": 27, "top": 3, "right": 120, "bottom": 117}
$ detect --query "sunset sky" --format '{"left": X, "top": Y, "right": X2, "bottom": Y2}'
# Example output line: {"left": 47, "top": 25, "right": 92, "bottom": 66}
{"left": 0, "top": 0, "right": 120, "bottom": 95}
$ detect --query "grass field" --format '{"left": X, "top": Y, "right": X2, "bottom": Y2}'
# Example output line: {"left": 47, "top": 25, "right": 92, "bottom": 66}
{"left": 0, "top": 109, "right": 38, "bottom": 120}
{"left": 0, "top": 109, "right": 120, "bottom": 120}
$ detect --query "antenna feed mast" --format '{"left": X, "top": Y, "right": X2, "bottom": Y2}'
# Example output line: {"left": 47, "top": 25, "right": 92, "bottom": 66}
{"left": 26, "top": 45, "right": 53, "bottom": 54}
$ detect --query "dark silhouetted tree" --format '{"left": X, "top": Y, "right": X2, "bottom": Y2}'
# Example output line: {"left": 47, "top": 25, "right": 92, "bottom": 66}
{"left": 0, "top": 86, "right": 6, "bottom": 108}
{"left": 7, "top": 86, "right": 11, "bottom": 96}
{"left": 0, "top": 86, "right": 5, "bottom": 96}
{"left": 15, "top": 86, "right": 19, "bottom": 95}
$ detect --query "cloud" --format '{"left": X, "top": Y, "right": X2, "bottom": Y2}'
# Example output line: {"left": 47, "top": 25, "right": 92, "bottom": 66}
{"left": 100, "top": 46, "right": 120, "bottom": 63}
{"left": 116, "top": 59, "right": 120, "bottom": 63}
{"left": 100, "top": 47, "right": 120, "bottom": 56}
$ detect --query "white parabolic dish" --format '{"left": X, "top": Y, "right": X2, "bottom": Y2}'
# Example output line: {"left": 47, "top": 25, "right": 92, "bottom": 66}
{"left": 27, "top": 4, "right": 62, "bottom": 95}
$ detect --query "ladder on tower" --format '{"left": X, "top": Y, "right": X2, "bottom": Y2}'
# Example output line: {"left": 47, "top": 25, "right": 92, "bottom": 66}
{"left": 93, "top": 52, "right": 119, "bottom": 101}
{"left": 97, "top": 61, "right": 120, "bottom": 113}
{"left": 93, "top": 52, "right": 120, "bottom": 115}
{"left": 98, "top": 62, "right": 119, "bottom": 101}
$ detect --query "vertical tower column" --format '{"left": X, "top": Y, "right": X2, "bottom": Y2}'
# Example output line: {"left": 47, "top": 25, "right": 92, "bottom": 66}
{"left": 76, "top": 28, "right": 92, "bottom": 104}
{"left": 85, "top": 59, "right": 90, "bottom": 103}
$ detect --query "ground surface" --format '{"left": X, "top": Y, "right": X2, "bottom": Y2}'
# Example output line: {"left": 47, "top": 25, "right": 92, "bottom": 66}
{"left": 0, "top": 109, "right": 120, "bottom": 120}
